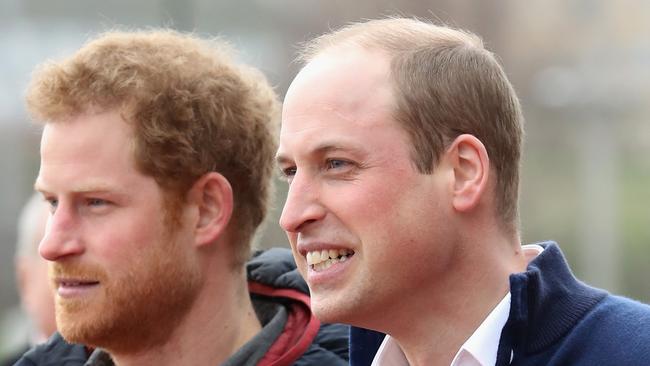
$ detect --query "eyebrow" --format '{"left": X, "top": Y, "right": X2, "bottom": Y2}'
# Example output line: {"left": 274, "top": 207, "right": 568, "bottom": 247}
{"left": 34, "top": 180, "right": 127, "bottom": 197}
{"left": 276, "top": 142, "right": 364, "bottom": 165}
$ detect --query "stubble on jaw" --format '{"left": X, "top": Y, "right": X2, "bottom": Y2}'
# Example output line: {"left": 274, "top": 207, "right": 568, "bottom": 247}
{"left": 53, "top": 232, "right": 202, "bottom": 354}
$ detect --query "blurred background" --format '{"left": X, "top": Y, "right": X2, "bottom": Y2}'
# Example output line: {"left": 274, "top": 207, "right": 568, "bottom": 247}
{"left": 1, "top": 0, "right": 649, "bottom": 358}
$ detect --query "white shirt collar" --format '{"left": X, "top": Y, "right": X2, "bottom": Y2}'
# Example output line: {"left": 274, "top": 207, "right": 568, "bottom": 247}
{"left": 371, "top": 244, "right": 544, "bottom": 366}
{"left": 449, "top": 292, "right": 511, "bottom": 366}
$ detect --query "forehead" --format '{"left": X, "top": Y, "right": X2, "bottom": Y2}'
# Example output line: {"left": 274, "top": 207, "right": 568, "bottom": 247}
{"left": 283, "top": 47, "right": 394, "bottom": 127}
{"left": 279, "top": 48, "right": 408, "bottom": 155}
{"left": 40, "top": 110, "right": 134, "bottom": 160}
{"left": 36, "top": 111, "right": 142, "bottom": 191}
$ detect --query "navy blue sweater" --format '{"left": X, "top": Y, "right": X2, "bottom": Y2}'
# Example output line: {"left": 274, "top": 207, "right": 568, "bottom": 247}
{"left": 351, "top": 242, "right": 650, "bottom": 365}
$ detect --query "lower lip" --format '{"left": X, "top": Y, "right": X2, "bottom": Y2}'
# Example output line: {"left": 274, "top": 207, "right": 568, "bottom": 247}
{"left": 57, "top": 283, "right": 100, "bottom": 299}
{"left": 307, "top": 254, "right": 355, "bottom": 286}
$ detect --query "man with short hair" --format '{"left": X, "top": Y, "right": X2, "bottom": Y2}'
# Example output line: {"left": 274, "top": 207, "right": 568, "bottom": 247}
{"left": 276, "top": 17, "right": 650, "bottom": 366}
{"left": 16, "top": 30, "right": 348, "bottom": 366}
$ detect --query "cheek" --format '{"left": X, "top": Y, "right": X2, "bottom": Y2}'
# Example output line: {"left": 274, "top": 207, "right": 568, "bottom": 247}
{"left": 93, "top": 223, "right": 165, "bottom": 268}
{"left": 329, "top": 179, "right": 408, "bottom": 228}
{"left": 93, "top": 197, "right": 168, "bottom": 254}
{"left": 332, "top": 177, "right": 443, "bottom": 260}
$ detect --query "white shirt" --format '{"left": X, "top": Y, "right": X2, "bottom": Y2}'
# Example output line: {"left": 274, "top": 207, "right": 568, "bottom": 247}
{"left": 371, "top": 244, "right": 544, "bottom": 366}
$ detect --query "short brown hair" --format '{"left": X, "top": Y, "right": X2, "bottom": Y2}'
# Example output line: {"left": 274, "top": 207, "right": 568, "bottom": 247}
{"left": 298, "top": 18, "right": 524, "bottom": 232}
{"left": 26, "top": 30, "right": 280, "bottom": 263}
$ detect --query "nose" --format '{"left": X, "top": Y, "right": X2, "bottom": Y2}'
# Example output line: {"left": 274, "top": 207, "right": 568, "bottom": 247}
{"left": 39, "top": 204, "right": 85, "bottom": 261}
{"left": 279, "top": 172, "right": 326, "bottom": 233}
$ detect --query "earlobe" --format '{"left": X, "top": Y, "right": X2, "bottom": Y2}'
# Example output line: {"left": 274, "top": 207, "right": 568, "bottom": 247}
{"left": 448, "top": 134, "right": 489, "bottom": 212}
{"left": 189, "top": 172, "right": 234, "bottom": 247}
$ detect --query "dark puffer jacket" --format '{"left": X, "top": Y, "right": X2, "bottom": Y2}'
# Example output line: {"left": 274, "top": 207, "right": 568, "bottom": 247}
{"left": 14, "top": 248, "right": 349, "bottom": 366}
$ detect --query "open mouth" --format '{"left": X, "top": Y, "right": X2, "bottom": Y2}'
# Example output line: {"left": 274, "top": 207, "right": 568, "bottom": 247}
{"left": 306, "top": 249, "right": 355, "bottom": 272}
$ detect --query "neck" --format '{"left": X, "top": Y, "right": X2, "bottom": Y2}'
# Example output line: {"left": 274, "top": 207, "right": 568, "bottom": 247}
{"left": 385, "top": 232, "right": 526, "bottom": 366}
{"left": 110, "top": 264, "right": 261, "bottom": 366}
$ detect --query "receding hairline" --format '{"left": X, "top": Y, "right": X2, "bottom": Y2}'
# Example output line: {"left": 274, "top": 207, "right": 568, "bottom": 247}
{"left": 296, "top": 17, "right": 485, "bottom": 65}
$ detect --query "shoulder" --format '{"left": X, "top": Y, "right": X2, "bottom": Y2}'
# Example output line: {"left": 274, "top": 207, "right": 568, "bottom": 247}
{"left": 582, "top": 294, "right": 650, "bottom": 337}
{"left": 552, "top": 294, "right": 650, "bottom": 364}
{"left": 12, "top": 332, "right": 88, "bottom": 366}
{"left": 512, "top": 294, "right": 650, "bottom": 365}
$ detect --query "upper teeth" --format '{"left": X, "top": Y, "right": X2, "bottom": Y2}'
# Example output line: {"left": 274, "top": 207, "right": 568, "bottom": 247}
{"left": 306, "top": 249, "right": 352, "bottom": 265}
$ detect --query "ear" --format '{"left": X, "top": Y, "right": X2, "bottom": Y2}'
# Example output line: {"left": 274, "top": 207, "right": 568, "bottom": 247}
{"left": 446, "top": 134, "right": 490, "bottom": 212}
{"left": 187, "top": 172, "right": 234, "bottom": 247}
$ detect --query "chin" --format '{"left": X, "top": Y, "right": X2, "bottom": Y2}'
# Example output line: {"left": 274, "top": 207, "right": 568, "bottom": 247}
{"left": 57, "top": 312, "right": 102, "bottom": 346}
{"left": 311, "top": 297, "right": 354, "bottom": 325}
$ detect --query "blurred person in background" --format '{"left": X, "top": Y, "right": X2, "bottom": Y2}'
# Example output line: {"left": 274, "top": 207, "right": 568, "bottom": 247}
{"left": 276, "top": 17, "right": 650, "bottom": 366}
{"left": 15, "top": 30, "right": 348, "bottom": 366}
{"left": 1, "top": 194, "right": 55, "bottom": 366}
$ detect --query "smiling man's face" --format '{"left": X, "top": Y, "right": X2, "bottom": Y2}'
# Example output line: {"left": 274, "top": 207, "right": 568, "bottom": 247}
{"left": 277, "top": 48, "right": 457, "bottom": 328}
{"left": 36, "top": 110, "right": 201, "bottom": 353}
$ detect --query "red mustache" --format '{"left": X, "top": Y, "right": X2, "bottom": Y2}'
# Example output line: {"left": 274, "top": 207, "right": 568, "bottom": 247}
{"left": 49, "top": 262, "right": 108, "bottom": 285}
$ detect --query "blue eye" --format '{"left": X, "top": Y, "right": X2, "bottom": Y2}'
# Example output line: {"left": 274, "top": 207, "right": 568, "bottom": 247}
{"left": 326, "top": 159, "right": 349, "bottom": 169}
{"left": 87, "top": 198, "right": 108, "bottom": 206}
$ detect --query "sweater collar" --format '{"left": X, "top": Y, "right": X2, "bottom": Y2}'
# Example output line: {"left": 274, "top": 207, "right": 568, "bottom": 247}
{"left": 499, "top": 242, "right": 607, "bottom": 361}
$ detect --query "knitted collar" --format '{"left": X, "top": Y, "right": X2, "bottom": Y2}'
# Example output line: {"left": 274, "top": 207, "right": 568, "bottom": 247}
{"left": 496, "top": 242, "right": 607, "bottom": 364}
